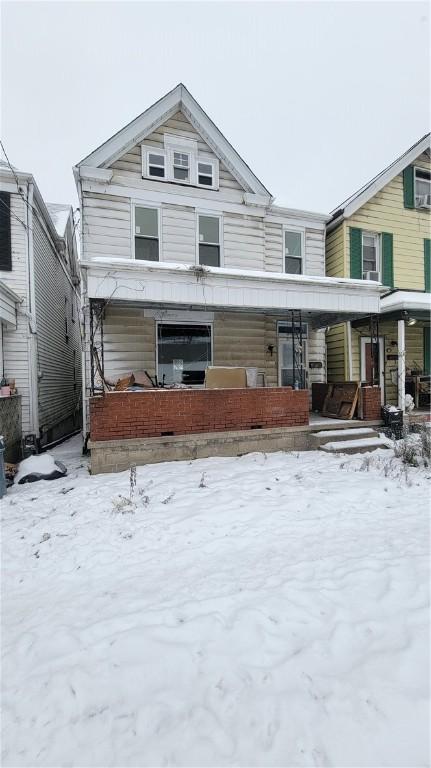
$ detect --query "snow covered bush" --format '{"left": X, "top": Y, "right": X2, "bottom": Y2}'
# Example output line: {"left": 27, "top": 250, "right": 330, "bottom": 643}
{"left": 394, "top": 424, "right": 430, "bottom": 468}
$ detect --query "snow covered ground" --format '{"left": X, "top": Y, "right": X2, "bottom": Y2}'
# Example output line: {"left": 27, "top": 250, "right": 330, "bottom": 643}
{"left": 1, "top": 436, "right": 430, "bottom": 767}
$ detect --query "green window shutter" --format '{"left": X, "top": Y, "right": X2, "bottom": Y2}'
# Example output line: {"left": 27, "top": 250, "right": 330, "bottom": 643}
{"left": 403, "top": 166, "right": 415, "bottom": 209}
{"left": 424, "top": 239, "right": 431, "bottom": 292}
{"left": 350, "top": 227, "right": 362, "bottom": 279}
{"left": 381, "top": 233, "right": 394, "bottom": 287}
{"left": 424, "top": 327, "right": 430, "bottom": 375}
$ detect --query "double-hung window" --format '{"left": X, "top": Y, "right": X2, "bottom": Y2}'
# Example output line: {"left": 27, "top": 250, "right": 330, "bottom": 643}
{"left": 415, "top": 168, "right": 431, "bottom": 207}
{"left": 173, "top": 152, "right": 190, "bottom": 182}
{"left": 198, "top": 215, "right": 221, "bottom": 267}
{"left": 362, "top": 231, "right": 379, "bottom": 280}
{"left": 284, "top": 230, "right": 303, "bottom": 274}
{"left": 134, "top": 206, "right": 159, "bottom": 261}
{"left": 198, "top": 162, "right": 213, "bottom": 187}
{"left": 147, "top": 152, "right": 165, "bottom": 178}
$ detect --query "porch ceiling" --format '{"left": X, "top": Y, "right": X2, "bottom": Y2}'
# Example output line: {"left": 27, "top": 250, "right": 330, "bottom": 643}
{"left": 82, "top": 258, "right": 382, "bottom": 330}
{"left": 380, "top": 290, "right": 431, "bottom": 322}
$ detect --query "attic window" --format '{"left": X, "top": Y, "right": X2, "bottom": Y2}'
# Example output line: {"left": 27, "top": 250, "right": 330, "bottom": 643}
{"left": 173, "top": 152, "right": 190, "bottom": 182}
{"left": 198, "top": 162, "right": 213, "bottom": 187}
{"left": 148, "top": 152, "right": 165, "bottom": 178}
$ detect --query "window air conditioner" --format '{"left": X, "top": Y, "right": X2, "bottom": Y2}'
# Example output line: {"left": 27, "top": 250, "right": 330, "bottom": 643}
{"left": 363, "top": 270, "right": 379, "bottom": 281}
{"left": 416, "top": 194, "right": 431, "bottom": 209}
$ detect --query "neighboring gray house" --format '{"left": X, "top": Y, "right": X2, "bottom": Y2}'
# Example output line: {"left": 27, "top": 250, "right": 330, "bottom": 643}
{"left": 0, "top": 161, "right": 81, "bottom": 452}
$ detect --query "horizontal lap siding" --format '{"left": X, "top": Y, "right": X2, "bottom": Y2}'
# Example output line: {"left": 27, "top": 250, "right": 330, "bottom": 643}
{"left": 33, "top": 211, "right": 81, "bottom": 439}
{"left": 102, "top": 306, "right": 155, "bottom": 382}
{"left": 214, "top": 313, "right": 267, "bottom": 370}
{"left": 264, "top": 221, "right": 283, "bottom": 272}
{"left": 346, "top": 153, "right": 431, "bottom": 290}
{"left": 0, "top": 193, "right": 31, "bottom": 431}
{"left": 223, "top": 214, "right": 265, "bottom": 270}
{"left": 326, "top": 324, "right": 346, "bottom": 382}
{"left": 325, "top": 223, "right": 346, "bottom": 277}
{"left": 82, "top": 193, "right": 131, "bottom": 259}
{"left": 110, "top": 111, "right": 245, "bottom": 195}
{"left": 305, "top": 229, "right": 325, "bottom": 276}
{"left": 162, "top": 204, "right": 195, "bottom": 264}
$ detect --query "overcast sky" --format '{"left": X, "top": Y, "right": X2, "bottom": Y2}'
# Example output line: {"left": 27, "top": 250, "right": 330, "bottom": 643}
{"left": 1, "top": 1, "right": 429, "bottom": 214}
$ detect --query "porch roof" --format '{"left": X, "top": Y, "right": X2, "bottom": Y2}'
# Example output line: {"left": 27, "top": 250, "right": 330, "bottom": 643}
{"left": 380, "top": 289, "right": 431, "bottom": 322}
{"left": 0, "top": 280, "right": 21, "bottom": 329}
{"left": 81, "top": 258, "right": 383, "bottom": 330}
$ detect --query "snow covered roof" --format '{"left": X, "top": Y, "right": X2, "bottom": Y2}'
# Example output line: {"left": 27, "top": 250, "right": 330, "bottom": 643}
{"left": 46, "top": 203, "right": 72, "bottom": 237}
{"left": 329, "top": 133, "right": 431, "bottom": 225}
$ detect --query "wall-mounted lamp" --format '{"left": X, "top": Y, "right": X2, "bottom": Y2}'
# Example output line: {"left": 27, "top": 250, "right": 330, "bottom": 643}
{"left": 267, "top": 344, "right": 274, "bottom": 356}
{"left": 407, "top": 318, "right": 417, "bottom": 326}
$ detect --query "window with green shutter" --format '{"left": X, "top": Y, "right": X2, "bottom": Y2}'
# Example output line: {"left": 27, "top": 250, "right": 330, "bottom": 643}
{"left": 381, "top": 233, "right": 394, "bottom": 287}
{"left": 350, "top": 227, "right": 362, "bottom": 279}
{"left": 424, "top": 239, "right": 431, "bottom": 292}
{"left": 0, "top": 191, "right": 12, "bottom": 271}
{"left": 403, "top": 166, "right": 415, "bottom": 209}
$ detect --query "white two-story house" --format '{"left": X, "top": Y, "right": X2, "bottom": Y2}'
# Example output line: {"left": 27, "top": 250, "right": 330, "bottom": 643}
{"left": 0, "top": 161, "right": 81, "bottom": 456}
{"left": 74, "top": 84, "right": 381, "bottom": 451}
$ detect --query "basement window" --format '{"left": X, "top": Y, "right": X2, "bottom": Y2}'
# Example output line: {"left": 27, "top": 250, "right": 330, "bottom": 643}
{"left": 157, "top": 323, "right": 212, "bottom": 386}
{"left": 134, "top": 207, "right": 159, "bottom": 261}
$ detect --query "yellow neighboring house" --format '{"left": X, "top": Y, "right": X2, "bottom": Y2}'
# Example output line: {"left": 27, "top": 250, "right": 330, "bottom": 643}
{"left": 326, "top": 134, "right": 431, "bottom": 410}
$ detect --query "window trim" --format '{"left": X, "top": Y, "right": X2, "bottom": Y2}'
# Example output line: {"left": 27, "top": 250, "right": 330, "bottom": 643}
{"left": 132, "top": 202, "right": 162, "bottom": 262}
{"left": 196, "top": 211, "right": 223, "bottom": 267}
{"left": 283, "top": 226, "right": 305, "bottom": 275}
{"left": 147, "top": 150, "right": 166, "bottom": 179}
{"left": 155, "top": 320, "right": 214, "bottom": 388}
{"left": 141, "top": 143, "right": 219, "bottom": 190}
{"left": 172, "top": 150, "right": 191, "bottom": 183}
{"left": 361, "top": 230, "right": 380, "bottom": 280}
{"left": 277, "top": 321, "right": 309, "bottom": 389}
{"left": 414, "top": 166, "right": 431, "bottom": 207}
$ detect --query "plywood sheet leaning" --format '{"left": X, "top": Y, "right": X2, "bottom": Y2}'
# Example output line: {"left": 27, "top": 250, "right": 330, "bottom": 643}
{"left": 322, "top": 382, "right": 360, "bottom": 420}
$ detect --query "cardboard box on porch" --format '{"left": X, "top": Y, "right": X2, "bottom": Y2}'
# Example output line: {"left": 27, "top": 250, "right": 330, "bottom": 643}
{"left": 204, "top": 366, "right": 247, "bottom": 389}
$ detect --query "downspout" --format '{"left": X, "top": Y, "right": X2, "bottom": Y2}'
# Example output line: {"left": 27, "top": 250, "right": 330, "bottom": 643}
{"left": 78, "top": 175, "right": 88, "bottom": 443}
{"left": 26, "top": 180, "right": 39, "bottom": 437}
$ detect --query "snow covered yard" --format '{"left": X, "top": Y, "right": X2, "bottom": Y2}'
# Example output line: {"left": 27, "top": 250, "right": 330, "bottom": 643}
{"left": 1, "top": 436, "right": 430, "bottom": 768}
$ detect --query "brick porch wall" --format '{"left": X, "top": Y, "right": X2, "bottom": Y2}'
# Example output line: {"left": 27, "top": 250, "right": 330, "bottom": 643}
{"left": 360, "top": 386, "right": 381, "bottom": 420}
{"left": 90, "top": 388, "right": 309, "bottom": 442}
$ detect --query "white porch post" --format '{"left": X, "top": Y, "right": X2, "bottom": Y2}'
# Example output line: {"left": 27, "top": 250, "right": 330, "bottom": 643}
{"left": 398, "top": 318, "right": 406, "bottom": 411}
{"left": 346, "top": 321, "right": 353, "bottom": 380}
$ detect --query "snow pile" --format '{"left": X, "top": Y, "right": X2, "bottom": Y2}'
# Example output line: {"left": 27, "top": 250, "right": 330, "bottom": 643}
{"left": 15, "top": 453, "right": 66, "bottom": 484}
{"left": 1, "top": 437, "right": 430, "bottom": 767}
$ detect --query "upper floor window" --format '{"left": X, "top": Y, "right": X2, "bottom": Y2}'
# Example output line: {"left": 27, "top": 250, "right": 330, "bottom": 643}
{"left": 284, "top": 230, "right": 303, "bottom": 274}
{"left": 141, "top": 144, "right": 219, "bottom": 189}
{"left": 198, "top": 215, "right": 221, "bottom": 267}
{"left": 148, "top": 152, "right": 165, "bottom": 178}
{"left": 362, "top": 231, "right": 380, "bottom": 280}
{"left": 173, "top": 152, "right": 190, "bottom": 182}
{"left": 415, "top": 168, "right": 431, "bottom": 208}
{"left": 134, "top": 206, "right": 159, "bottom": 261}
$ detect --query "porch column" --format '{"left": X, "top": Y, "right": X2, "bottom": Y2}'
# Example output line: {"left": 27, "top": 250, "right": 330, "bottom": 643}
{"left": 398, "top": 319, "right": 406, "bottom": 411}
{"left": 346, "top": 321, "right": 353, "bottom": 380}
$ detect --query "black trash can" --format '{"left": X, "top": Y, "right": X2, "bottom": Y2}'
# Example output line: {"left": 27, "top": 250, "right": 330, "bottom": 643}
{"left": 381, "top": 405, "right": 404, "bottom": 440}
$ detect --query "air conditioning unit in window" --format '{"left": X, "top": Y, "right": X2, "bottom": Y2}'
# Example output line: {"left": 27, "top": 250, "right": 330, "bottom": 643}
{"left": 416, "top": 194, "right": 431, "bottom": 209}
{"left": 363, "top": 271, "right": 379, "bottom": 281}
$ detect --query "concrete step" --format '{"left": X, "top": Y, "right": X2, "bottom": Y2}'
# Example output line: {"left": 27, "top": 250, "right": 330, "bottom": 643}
{"left": 310, "top": 427, "right": 377, "bottom": 448}
{"left": 319, "top": 436, "right": 391, "bottom": 455}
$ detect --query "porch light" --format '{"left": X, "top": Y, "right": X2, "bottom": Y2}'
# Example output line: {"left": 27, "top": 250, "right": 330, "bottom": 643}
{"left": 407, "top": 318, "right": 417, "bottom": 326}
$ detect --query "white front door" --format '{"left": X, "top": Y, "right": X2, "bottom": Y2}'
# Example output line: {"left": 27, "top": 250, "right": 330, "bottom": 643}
{"left": 360, "top": 336, "right": 385, "bottom": 404}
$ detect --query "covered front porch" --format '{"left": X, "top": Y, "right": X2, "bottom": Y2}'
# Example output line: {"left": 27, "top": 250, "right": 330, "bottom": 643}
{"left": 82, "top": 259, "right": 383, "bottom": 455}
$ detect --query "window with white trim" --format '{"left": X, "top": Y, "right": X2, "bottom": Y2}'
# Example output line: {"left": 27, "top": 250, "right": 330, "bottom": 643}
{"left": 134, "top": 206, "right": 159, "bottom": 261}
{"left": 173, "top": 152, "right": 190, "bottom": 182}
{"left": 198, "top": 161, "right": 214, "bottom": 187}
{"left": 147, "top": 152, "right": 165, "bottom": 178}
{"left": 198, "top": 215, "right": 220, "bottom": 267}
{"left": 362, "top": 231, "right": 379, "bottom": 280}
{"left": 284, "top": 230, "right": 303, "bottom": 274}
{"left": 414, "top": 168, "right": 431, "bottom": 207}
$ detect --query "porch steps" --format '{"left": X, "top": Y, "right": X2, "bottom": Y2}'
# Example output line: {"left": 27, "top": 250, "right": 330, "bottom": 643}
{"left": 311, "top": 427, "right": 391, "bottom": 455}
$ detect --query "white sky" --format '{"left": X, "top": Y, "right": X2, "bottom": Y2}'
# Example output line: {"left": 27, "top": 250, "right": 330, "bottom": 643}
{"left": 1, "top": 0, "right": 429, "bottom": 214}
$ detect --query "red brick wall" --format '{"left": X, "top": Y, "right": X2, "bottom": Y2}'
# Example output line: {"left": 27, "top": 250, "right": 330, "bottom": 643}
{"left": 90, "top": 388, "right": 309, "bottom": 442}
{"left": 361, "top": 386, "right": 381, "bottom": 420}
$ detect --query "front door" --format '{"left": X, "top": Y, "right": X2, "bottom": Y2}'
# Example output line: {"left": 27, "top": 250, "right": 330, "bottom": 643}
{"left": 360, "top": 336, "right": 385, "bottom": 403}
